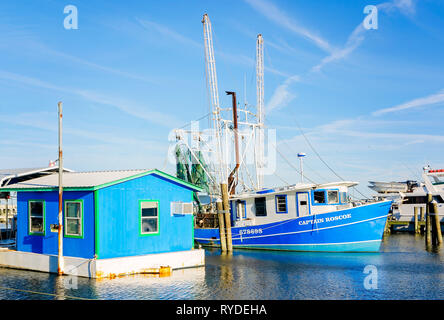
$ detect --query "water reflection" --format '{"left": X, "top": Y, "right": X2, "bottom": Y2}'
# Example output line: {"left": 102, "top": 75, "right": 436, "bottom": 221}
{"left": 0, "top": 234, "right": 443, "bottom": 300}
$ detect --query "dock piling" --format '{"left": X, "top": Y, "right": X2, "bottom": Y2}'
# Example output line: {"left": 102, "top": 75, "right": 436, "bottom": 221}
{"left": 426, "top": 194, "right": 433, "bottom": 247}
{"left": 216, "top": 199, "right": 227, "bottom": 252}
{"left": 384, "top": 216, "right": 391, "bottom": 234}
{"left": 221, "top": 183, "right": 233, "bottom": 252}
{"left": 432, "top": 200, "right": 443, "bottom": 246}
{"left": 414, "top": 207, "right": 419, "bottom": 234}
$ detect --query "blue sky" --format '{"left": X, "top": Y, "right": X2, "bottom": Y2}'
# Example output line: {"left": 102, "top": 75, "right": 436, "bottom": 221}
{"left": 1, "top": 0, "right": 443, "bottom": 197}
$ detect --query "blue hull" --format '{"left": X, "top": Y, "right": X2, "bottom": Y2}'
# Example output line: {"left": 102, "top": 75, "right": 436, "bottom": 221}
{"left": 194, "top": 201, "right": 391, "bottom": 252}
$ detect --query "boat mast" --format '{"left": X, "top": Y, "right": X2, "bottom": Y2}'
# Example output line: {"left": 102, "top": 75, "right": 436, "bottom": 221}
{"left": 202, "top": 13, "right": 226, "bottom": 186}
{"left": 256, "top": 34, "right": 265, "bottom": 190}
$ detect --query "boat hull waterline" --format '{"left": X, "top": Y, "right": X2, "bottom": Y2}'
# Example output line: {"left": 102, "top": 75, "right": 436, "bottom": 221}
{"left": 194, "top": 201, "right": 392, "bottom": 252}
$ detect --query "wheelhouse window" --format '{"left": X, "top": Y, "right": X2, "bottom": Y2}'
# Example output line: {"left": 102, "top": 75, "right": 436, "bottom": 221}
{"left": 340, "top": 192, "right": 348, "bottom": 203}
{"left": 255, "top": 197, "right": 267, "bottom": 217}
{"left": 275, "top": 195, "right": 287, "bottom": 213}
{"left": 29, "top": 200, "right": 45, "bottom": 235}
{"left": 313, "top": 191, "right": 326, "bottom": 204}
{"left": 327, "top": 191, "right": 339, "bottom": 204}
{"left": 140, "top": 200, "right": 159, "bottom": 235}
{"left": 65, "top": 201, "right": 83, "bottom": 237}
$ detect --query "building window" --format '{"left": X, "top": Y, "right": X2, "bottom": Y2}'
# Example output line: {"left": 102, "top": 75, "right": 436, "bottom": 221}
{"left": 29, "top": 200, "right": 45, "bottom": 235}
{"left": 140, "top": 200, "right": 159, "bottom": 235}
{"left": 313, "top": 191, "right": 326, "bottom": 204}
{"left": 275, "top": 195, "right": 288, "bottom": 213}
{"left": 255, "top": 197, "right": 267, "bottom": 217}
{"left": 64, "top": 200, "right": 83, "bottom": 238}
{"left": 327, "top": 190, "right": 339, "bottom": 204}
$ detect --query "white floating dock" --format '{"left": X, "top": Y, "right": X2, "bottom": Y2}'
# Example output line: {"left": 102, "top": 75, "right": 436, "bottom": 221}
{"left": 0, "top": 248, "right": 205, "bottom": 278}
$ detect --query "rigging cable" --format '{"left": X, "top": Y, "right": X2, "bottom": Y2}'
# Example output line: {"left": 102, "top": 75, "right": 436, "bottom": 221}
{"left": 291, "top": 119, "right": 371, "bottom": 200}
{"left": 176, "top": 112, "right": 211, "bottom": 130}
{"left": 271, "top": 141, "right": 318, "bottom": 185}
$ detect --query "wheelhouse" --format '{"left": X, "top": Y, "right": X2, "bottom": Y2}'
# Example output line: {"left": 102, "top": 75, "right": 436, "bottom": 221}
{"left": 229, "top": 182, "right": 356, "bottom": 227}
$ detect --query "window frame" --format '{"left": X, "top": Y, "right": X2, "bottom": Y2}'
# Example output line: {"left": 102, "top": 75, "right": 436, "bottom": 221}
{"left": 254, "top": 197, "right": 267, "bottom": 217}
{"left": 28, "top": 200, "right": 45, "bottom": 236}
{"left": 235, "top": 200, "right": 247, "bottom": 219}
{"left": 327, "top": 190, "right": 340, "bottom": 204}
{"left": 312, "top": 190, "right": 327, "bottom": 205}
{"left": 64, "top": 199, "right": 84, "bottom": 239}
{"left": 139, "top": 200, "right": 160, "bottom": 236}
{"left": 275, "top": 194, "right": 288, "bottom": 214}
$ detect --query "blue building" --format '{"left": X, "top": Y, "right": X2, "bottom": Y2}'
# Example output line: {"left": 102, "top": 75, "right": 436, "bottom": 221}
{"left": 0, "top": 169, "right": 204, "bottom": 277}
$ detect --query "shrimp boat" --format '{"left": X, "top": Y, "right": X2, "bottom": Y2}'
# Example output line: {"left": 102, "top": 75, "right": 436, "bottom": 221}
{"left": 173, "top": 14, "right": 391, "bottom": 253}
{"left": 194, "top": 184, "right": 391, "bottom": 252}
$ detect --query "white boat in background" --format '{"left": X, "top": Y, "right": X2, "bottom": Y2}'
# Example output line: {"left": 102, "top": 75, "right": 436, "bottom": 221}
{"left": 368, "top": 181, "right": 410, "bottom": 193}
{"left": 369, "top": 167, "right": 444, "bottom": 223}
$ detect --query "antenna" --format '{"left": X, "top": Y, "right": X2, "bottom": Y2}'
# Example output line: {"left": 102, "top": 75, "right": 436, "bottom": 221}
{"left": 298, "top": 153, "right": 306, "bottom": 183}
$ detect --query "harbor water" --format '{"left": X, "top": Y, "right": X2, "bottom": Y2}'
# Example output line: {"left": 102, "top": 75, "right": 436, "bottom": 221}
{"left": 0, "top": 234, "right": 443, "bottom": 300}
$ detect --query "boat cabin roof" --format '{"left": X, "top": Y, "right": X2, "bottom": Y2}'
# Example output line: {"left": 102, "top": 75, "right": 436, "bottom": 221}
{"left": 231, "top": 181, "right": 358, "bottom": 200}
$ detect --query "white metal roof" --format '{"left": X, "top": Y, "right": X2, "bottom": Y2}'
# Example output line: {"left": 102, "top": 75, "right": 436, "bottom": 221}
{"left": 0, "top": 166, "right": 73, "bottom": 187}
{"left": 0, "top": 169, "right": 203, "bottom": 192}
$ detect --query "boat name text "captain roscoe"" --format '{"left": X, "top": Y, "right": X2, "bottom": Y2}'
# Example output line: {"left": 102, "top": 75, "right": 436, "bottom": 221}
{"left": 298, "top": 213, "right": 352, "bottom": 225}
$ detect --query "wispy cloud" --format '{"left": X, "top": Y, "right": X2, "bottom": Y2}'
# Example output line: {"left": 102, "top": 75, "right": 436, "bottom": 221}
{"left": 136, "top": 18, "right": 202, "bottom": 48}
{"left": 228, "top": 20, "right": 306, "bottom": 58}
{"left": 0, "top": 111, "right": 166, "bottom": 150}
{"left": 136, "top": 17, "right": 289, "bottom": 77}
{"left": 75, "top": 90, "right": 181, "bottom": 128}
{"left": 311, "top": 23, "right": 366, "bottom": 73}
{"left": 41, "top": 46, "right": 157, "bottom": 84}
{"left": 244, "top": 0, "right": 333, "bottom": 53}
{"left": 266, "top": 75, "right": 300, "bottom": 113}
{"left": 373, "top": 89, "right": 444, "bottom": 116}
{"left": 281, "top": 117, "right": 444, "bottom": 149}
{"left": 0, "top": 70, "right": 180, "bottom": 128}
{"left": 311, "top": 0, "right": 416, "bottom": 73}
{"left": 378, "top": 0, "right": 416, "bottom": 16}
{"left": 268, "top": 0, "right": 418, "bottom": 115}
{"left": 0, "top": 23, "right": 156, "bottom": 84}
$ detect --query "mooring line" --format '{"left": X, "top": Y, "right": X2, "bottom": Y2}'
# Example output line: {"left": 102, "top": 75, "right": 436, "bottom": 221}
{"left": 0, "top": 285, "right": 94, "bottom": 300}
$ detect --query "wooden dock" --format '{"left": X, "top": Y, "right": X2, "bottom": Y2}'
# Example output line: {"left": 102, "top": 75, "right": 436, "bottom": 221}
{"left": 384, "top": 219, "right": 426, "bottom": 234}
{"left": 385, "top": 201, "right": 443, "bottom": 241}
